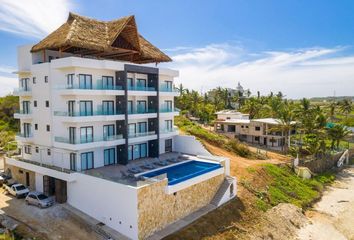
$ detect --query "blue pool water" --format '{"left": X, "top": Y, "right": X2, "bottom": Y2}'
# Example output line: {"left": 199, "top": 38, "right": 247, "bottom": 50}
{"left": 143, "top": 160, "right": 222, "bottom": 185}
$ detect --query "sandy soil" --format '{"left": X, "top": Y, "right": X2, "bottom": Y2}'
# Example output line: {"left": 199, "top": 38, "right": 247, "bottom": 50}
{"left": 297, "top": 167, "right": 354, "bottom": 240}
{"left": 0, "top": 188, "right": 102, "bottom": 240}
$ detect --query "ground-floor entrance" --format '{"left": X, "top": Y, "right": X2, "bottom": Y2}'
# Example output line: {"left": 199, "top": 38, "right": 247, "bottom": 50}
{"left": 43, "top": 176, "right": 67, "bottom": 203}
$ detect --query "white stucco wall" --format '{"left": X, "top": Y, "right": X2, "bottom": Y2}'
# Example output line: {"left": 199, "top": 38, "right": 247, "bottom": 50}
{"left": 67, "top": 173, "right": 139, "bottom": 239}
{"left": 173, "top": 135, "right": 211, "bottom": 156}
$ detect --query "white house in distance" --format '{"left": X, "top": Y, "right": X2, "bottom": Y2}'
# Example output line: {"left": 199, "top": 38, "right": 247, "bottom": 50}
{"left": 6, "top": 13, "right": 236, "bottom": 240}
{"left": 214, "top": 110, "right": 296, "bottom": 150}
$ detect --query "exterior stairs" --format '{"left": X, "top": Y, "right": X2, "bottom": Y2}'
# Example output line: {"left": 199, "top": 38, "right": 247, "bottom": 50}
{"left": 210, "top": 176, "right": 236, "bottom": 207}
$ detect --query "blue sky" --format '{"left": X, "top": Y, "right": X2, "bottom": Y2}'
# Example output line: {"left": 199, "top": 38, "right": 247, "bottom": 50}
{"left": 0, "top": 0, "right": 354, "bottom": 98}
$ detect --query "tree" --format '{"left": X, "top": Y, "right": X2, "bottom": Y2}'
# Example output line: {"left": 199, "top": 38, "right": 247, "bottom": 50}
{"left": 339, "top": 99, "right": 352, "bottom": 118}
{"left": 326, "top": 124, "right": 351, "bottom": 150}
{"left": 327, "top": 101, "right": 337, "bottom": 121}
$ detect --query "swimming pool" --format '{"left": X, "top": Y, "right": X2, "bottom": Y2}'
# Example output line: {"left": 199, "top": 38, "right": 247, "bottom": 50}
{"left": 142, "top": 160, "right": 222, "bottom": 185}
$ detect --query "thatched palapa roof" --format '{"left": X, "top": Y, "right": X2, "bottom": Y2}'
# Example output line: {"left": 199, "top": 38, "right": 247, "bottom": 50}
{"left": 31, "top": 13, "right": 171, "bottom": 64}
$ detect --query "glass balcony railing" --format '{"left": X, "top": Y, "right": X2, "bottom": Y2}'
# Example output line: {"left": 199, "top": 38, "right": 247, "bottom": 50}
{"left": 54, "top": 134, "right": 123, "bottom": 145}
{"left": 54, "top": 109, "right": 124, "bottom": 117}
{"left": 127, "top": 86, "right": 156, "bottom": 91}
{"left": 13, "top": 87, "right": 31, "bottom": 94}
{"left": 15, "top": 110, "right": 32, "bottom": 115}
{"left": 55, "top": 80, "right": 123, "bottom": 91}
{"left": 159, "top": 85, "right": 178, "bottom": 92}
{"left": 128, "top": 108, "right": 156, "bottom": 114}
{"left": 128, "top": 131, "right": 156, "bottom": 139}
{"left": 16, "top": 132, "right": 33, "bottom": 138}
{"left": 160, "top": 127, "right": 178, "bottom": 133}
{"left": 159, "top": 107, "right": 179, "bottom": 113}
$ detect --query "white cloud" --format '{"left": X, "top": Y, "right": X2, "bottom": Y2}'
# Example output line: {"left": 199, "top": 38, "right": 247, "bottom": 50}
{"left": 166, "top": 44, "right": 354, "bottom": 98}
{"left": 0, "top": 0, "right": 73, "bottom": 38}
{"left": 0, "top": 75, "right": 17, "bottom": 96}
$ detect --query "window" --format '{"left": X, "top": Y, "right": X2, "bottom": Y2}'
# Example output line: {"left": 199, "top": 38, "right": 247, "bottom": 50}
{"left": 69, "top": 127, "right": 76, "bottom": 144}
{"left": 127, "top": 101, "right": 133, "bottom": 114}
{"left": 79, "top": 101, "right": 93, "bottom": 116}
{"left": 67, "top": 74, "right": 74, "bottom": 88}
{"left": 165, "top": 120, "right": 173, "bottom": 131}
{"left": 48, "top": 56, "right": 53, "bottom": 62}
{"left": 20, "top": 78, "right": 30, "bottom": 91}
{"left": 165, "top": 81, "right": 172, "bottom": 91}
{"left": 80, "top": 126, "right": 93, "bottom": 143}
{"left": 81, "top": 152, "right": 94, "bottom": 170}
{"left": 128, "top": 123, "right": 136, "bottom": 137}
{"left": 102, "top": 101, "right": 114, "bottom": 115}
{"left": 137, "top": 100, "right": 147, "bottom": 113}
{"left": 46, "top": 125, "right": 50, "bottom": 132}
{"left": 34, "top": 100, "right": 37, "bottom": 107}
{"left": 32, "top": 77, "right": 36, "bottom": 84}
{"left": 24, "top": 145, "right": 31, "bottom": 154}
{"left": 68, "top": 100, "right": 75, "bottom": 116}
{"left": 103, "top": 125, "right": 115, "bottom": 140}
{"left": 45, "top": 101, "right": 49, "bottom": 107}
{"left": 255, "top": 136, "right": 260, "bottom": 142}
{"left": 102, "top": 76, "right": 114, "bottom": 90}
{"left": 255, "top": 126, "right": 261, "bottom": 131}
{"left": 165, "top": 139, "right": 173, "bottom": 153}
{"left": 23, "top": 123, "right": 31, "bottom": 137}
{"left": 35, "top": 124, "right": 38, "bottom": 130}
{"left": 241, "top": 125, "right": 244, "bottom": 128}
{"left": 79, "top": 74, "right": 92, "bottom": 89}
{"left": 128, "top": 143, "right": 147, "bottom": 160}
{"left": 127, "top": 78, "right": 133, "bottom": 88}
{"left": 136, "top": 78, "right": 146, "bottom": 89}
{"left": 246, "top": 126, "right": 249, "bottom": 128}
{"left": 70, "top": 153, "right": 77, "bottom": 171}
{"left": 44, "top": 76, "right": 48, "bottom": 83}
{"left": 164, "top": 100, "right": 173, "bottom": 111}
{"left": 137, "top": 122, "right": 147, "bottom": 133}
{"left": 104, "top": 148, "right": 115, "bottom": 165}
{"left": 22, "top": 101, "right": 30, "bottom": 114}
{"left": 35, "top": 147, "right": 39, "bottom": 153}
{"left": 47, "top": 149, "right": 51, "bottom": 156}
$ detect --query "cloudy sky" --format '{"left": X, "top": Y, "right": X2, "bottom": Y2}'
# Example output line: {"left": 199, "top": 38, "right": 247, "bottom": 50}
{"left": 0, "top": 0, "right": 353, "bottom": 98}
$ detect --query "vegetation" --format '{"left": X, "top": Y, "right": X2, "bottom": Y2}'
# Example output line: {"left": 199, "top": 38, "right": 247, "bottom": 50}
{"left": 242, "top": 164, "right": 336, "bottom": 211}
{"left": 175, "top": 115, "right": 254, "bottom": 158}
{"left": 0, "top": 95, "right": 19, "bottom": 151}
{"left": 176, "top": 85, "right": 353, "bottom": 156}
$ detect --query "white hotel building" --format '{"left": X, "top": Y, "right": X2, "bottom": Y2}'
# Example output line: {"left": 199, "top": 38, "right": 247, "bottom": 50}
{"left": 6, "top": 13, "right": 236, "bottom": 240}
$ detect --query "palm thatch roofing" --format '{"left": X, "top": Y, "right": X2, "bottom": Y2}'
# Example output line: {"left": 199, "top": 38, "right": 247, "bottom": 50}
{"left": 31, "top": 12, "right": 171, "bottom": 64}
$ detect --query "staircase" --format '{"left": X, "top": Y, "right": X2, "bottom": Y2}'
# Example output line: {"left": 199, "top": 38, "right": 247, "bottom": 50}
{"left": 210, "top": 176, "right": 235, "bottom": 207}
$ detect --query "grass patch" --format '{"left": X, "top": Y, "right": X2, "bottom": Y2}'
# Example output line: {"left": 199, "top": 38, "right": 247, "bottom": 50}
{"left": 175, "top": 116, "right": 254, "bottom": 158}
{"left": 262, "top": 164, "right": 335, "bottom": 208}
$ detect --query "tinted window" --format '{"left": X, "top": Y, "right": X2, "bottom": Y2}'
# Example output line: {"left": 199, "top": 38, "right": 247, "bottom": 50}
{"left": 37, "top": 194, "right": 48, "bottom": 200}
{"left": 16, "top": 185, "right": 26, "bottom": 191}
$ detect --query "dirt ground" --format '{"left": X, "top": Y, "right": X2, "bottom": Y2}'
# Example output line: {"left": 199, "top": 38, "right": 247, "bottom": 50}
{"left": 0, "top": 188, "right": 102, "bottom": 240}
{"left": 297, "top": 167, "right": 354, "bottom": 240}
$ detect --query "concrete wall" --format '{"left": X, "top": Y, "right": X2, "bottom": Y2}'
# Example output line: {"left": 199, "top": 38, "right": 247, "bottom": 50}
{"left": 67, "top": 173, "right": 139, "bottom": 239}
{"left": 137, "top": 174, "right": 224, "bottom": 239}
{"left": 5, "top": 164, "right": 35, "bottom": 190}
{"left": 173, "top": 135, "right": 211, "bottom": 156}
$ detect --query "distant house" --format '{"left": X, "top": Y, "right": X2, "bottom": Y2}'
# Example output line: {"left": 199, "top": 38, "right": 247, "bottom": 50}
{"left": 214, "top": 111, "right": 296, "bottom": 150}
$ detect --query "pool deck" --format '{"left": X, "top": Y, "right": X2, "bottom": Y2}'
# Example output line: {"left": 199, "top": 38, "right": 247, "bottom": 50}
{"left": 83, "top": 152, "right": 188, "bottom": 186}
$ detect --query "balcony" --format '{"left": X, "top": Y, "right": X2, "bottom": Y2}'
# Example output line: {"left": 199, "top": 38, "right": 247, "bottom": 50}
{"left": 128, "top": 108, "right": 157, "bottom": 119}
{"left": 14, "top": 110, "right": 32, "bottom": 119}
{"left": 128, "top": 131, "right": 157, "bottom": 144}
{"left": 159, "top": 85, "right": 179, "bottom": 96}
{"left": 54, "top": 134, "right": 124, "bottom": 151}
{"left": 159, "top": 107, "right": 180, "bottom": 117}
{"left": 53, "top": 109, "right": 125, "bottom": 122}
{"left": 160, "top": 127, "right": 179, "bottom": 138}
{"left": 15, "top": 132, "right": 34, "bottom": 142}
{"left": 127, "top": 85, "right": 157, "bottom": 96}
{"left": 55, "top": 81, "right": 124, "bottom": 96}
{"left": 13, "top": 87, "right": 32, "bottom": 97}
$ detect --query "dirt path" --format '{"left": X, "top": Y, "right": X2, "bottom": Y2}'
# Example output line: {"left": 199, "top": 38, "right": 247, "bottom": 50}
{"left": 203, "top": 141, "right": 290, "bottom": 177}
{"left": 297, "top": 167, "right": 354, "bottom": 240}
{"left": 0, "top": 188, "right": 102, "bottom": 240}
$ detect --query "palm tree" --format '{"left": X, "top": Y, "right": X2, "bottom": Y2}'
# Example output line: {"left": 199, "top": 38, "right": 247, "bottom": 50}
{"left": 327, "top": 124, "right": 351, "bottom": 150}
{"left": 327, "top": 101, "right": 337, "bottom": 121}
{"left": 176, "top": 83, "right": 185, "bottom": 95}
{"left": 339, "top": 99, "right": 352, "bottom": 118}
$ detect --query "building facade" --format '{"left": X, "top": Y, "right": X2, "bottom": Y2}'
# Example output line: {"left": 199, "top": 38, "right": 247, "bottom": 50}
{"left": 6, "top": 13, "right": 236, "bottom": 240}
{"left": 214, "top": 111, "right": 296, "bottom": 149}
